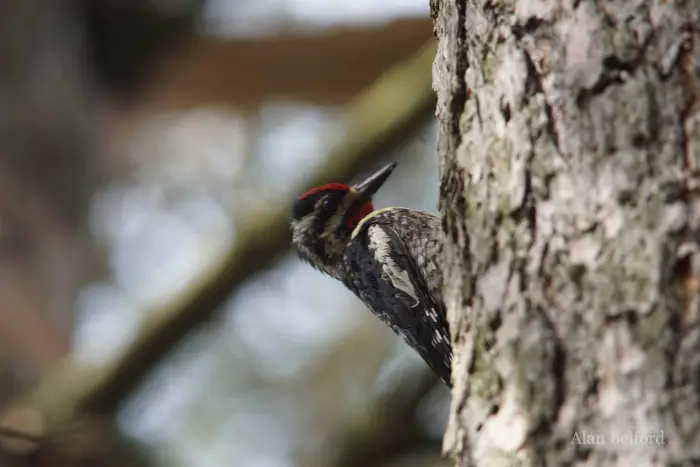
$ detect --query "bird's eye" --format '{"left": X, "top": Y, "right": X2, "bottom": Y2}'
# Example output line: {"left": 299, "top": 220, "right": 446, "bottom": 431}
{"left": 322, "top": 198, "right": 332, "bottom": 209}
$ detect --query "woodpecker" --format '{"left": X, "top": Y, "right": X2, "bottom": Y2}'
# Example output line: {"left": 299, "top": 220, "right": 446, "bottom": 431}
{"left": 290, "top": 161, "right": 452, "bottom": 386}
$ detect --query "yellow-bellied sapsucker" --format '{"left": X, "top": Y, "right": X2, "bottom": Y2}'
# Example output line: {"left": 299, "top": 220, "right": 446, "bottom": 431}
{"left": 290, "top": 162, "right": 452, "bottom": 386}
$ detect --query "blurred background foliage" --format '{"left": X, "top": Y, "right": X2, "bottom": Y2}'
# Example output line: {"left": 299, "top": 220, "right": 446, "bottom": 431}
{"left": 0, "top": 1, "right": 448, "bottom": 466}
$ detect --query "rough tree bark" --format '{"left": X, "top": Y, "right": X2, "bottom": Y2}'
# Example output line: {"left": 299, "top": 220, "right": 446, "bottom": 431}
{"left": 433, "top": 0, "right": 700, "bottom": 465}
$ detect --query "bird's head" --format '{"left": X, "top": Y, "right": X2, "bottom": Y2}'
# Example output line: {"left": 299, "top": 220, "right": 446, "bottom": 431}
{"left": 290, "top": 161, "right": 397, "bottom": 278}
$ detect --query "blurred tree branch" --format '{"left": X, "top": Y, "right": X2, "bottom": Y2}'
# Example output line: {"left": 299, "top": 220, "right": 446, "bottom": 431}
{"left": 12, "top": 41, "right": 437, "bottom": 429}
{"left": 124, "top": 18, "right": 433, "bottom": 113}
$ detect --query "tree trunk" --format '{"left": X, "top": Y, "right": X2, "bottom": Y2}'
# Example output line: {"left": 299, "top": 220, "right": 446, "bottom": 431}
{"left": 433, "top": 0, "right": 700, "bottom": 465}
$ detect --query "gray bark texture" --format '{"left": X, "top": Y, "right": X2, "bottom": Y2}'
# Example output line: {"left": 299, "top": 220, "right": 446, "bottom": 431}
{"left": 433, "top": 0, "right": 700, "bottom": 465}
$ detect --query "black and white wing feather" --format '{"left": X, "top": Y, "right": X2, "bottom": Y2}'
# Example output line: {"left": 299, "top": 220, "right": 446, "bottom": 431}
{"left": 343, "top": 221, "right": 452, "bottom": 386}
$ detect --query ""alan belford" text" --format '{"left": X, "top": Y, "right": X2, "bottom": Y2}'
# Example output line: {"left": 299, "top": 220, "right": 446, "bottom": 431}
{"left": 571, "top": 430, "right": 665, "bottom": 445}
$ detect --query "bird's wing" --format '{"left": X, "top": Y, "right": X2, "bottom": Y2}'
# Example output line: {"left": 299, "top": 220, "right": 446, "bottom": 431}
{"left": 343, "top": 222, "right": 452, "bottom": 386}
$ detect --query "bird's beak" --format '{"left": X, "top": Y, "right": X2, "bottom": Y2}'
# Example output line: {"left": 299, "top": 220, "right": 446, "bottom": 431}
{"left": 353, "top": 161, "right": 397, "bottom": 200}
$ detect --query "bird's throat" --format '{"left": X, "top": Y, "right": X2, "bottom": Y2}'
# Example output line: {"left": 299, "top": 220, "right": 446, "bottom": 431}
{"left": 346, "top": 201, "right": 374, "bottom": 229}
